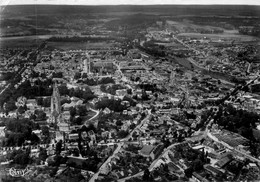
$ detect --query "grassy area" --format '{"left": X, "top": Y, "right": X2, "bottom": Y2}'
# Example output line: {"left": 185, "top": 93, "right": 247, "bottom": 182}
{"left": 0, "top": 35, "right": 115, "bottom": 50}
{"left": 46, "top": 41, "right": 115, "bottom": 50}
{"left": 177, "top": 32, "right": 259, "bottom": 42}
{"left": 166, "top": 20, "right": 224, "bottom": 33}
{"left": 0, "top": 38, "right": 44, "bottom": 49}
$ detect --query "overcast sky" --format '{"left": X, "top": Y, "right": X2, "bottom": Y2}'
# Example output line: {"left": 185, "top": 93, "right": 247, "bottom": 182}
{"left": 1, "top": 0, "right": 260, "bottom": 6}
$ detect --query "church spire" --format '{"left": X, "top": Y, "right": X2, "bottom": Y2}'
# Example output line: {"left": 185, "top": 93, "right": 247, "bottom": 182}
{"left": 50, "top": 82, "right": 61, "bottom": 126}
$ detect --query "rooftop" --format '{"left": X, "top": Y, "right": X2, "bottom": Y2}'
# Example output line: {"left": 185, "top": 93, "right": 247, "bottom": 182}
{"left": 139, "top": 145, "right": 155, "bottom": 156}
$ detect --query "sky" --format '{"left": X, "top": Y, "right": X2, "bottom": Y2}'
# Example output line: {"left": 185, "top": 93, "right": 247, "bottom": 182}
{"left": 1, "top": 0, "right": 260, "bottom": 6}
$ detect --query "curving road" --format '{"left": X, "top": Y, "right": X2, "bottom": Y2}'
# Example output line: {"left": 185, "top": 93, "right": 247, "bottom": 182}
{"left": 118, "top": 142, "right": 187, "bottom": 182}
{"left": 89, "top": 113, "right": 151, "bottom": 182}
{"left": 88, "top": 108, "right": 100, "bottom": 122}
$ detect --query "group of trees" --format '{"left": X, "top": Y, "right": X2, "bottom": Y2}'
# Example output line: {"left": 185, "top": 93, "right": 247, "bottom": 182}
{"left": 17, "top": 105, "right": 27, "bottom": 114}
{"left": 0, "top": 79, "right": 96, "bottom": 112}
{"left": 7, "top": 148, "right": 31, "bottom": 166}
{"left": 212, "top": 104, "right": 259, "bottom": 140}
{"left": 138, "top": 83, "right": 158, "bottom": 92}
{"left": 0, "top": 79, "right": 53, "bottom": 111}
{"left": 251, "top": 84, "right": 260, "bottom": 93}
{"left": 69, "top": 105, "right": 88, "bottom": 117}
{"left": 239, "top": 26, "right": 260, "bottom": 37}
{"left": 0, "top": 72, "right": 14, "bottom": 81}
{"left": 41, "top": 126, "right": 51, "bottom": 144}
{"left": 200, "top": 104, "right": 260, "bottom": 158}
{"left": 69, "top": 105, "right": 87, "bottom": 125}
{"left": 32, "top": 109, "right": 47, "bottom": 120}
{"left": 172, "top": 147, "right": 208, "bottom": 178}
{"left": 132, "top": 90, "right": 150, "bottom": 101}
{"left": 122, "top": 96, "right": 137, "bottom": 106}
{"left": 52, "top": 72, "right": 63, "bottom": 78}
{"left": 3, "top": 98, "right": 17, "bottom": 114}
{"left": 19, "top": 79, "right": 53, "bottom": 98}
{"left": 74, "top": 72, "right": 115, "bottom": 84}
{"left": 105, "top": 14, "right": 157, "bottom": 33}
{"left": 36, "top": 97, "right": 51, "bottom": 107}
{"left": 117, "top": 130, "right": 129, "bottom": 138}
{"left": 77, "top": 77, "right": 115, "bottom": 86}
{"left": 47, "top": 36, "right": 117, "bottom": 42}
{"left": 30, "top": 70, "right": 47, "bottom": 78}
{"left": 1, "top": 118, "right": 40, "bottom": 147}
{"left": 100, "top": 84, "right": 126, "bottom": 95}
{"left": 96, "top": 98, "right": 128, "bottom": 112}
{"left": 58, "top": 85, "right": 96, "bottom": 102}
{"left": 137, "top": 42, "right": 166, "bottom": 58}
{"left": 67, "top": 158, "right": 98, "bottom": 172}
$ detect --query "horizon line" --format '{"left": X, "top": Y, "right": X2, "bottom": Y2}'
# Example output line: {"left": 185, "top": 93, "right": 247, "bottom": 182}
{"left": 1, "top": 3, "right": 260, "bottom": 6}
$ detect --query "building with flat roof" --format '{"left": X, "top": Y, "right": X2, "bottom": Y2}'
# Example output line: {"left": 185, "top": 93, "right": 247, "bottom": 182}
{"left": 139, "top": 145, "right": 155, "bottom": 157}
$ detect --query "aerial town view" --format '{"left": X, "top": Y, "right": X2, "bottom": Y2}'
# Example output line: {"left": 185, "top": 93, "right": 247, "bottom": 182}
{"left": 0, "top": 1, "right": 260, "bottom": 181}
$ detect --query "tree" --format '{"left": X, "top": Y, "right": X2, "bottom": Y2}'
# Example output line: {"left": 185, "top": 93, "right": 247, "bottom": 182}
{"left": 41, "top": 126, "right": 50, "bottom": 137}
{"left": 82, "top": 73, "right": 88, "bottom": 79}
{"left": 96, "top": 98, "right": 127, "bottom": 112}
{"left": 42, "top": 97, "right": 51, "bottom": 107}
{"left": 34, "top": 109, "right": 47, "bottom": 120}
{"left": 141, "top": 90, "right": 149, "bottom": 100}
{"left": 50, "top": 167, "right": 58, "bottom": 177}
{"left": 56, "top": 140, "right": 62, "bottom": 155}
{"left": 143, "top": 168, "right": 150, "bottom": 181}
{"left": 116, "top": 120, "right": 123, "bottom": 126}
{"left": 82, "top": 123, "right": 96, "bottom": 133}
{"left": 74, "top": 72, "right": 81, "bottom": 80}
{"left": 4, "top": 99, "right": 17, "bottom": 113}
{"left": 76, "top": 105, "right": 87, "bottom": 116}
{"left": 123, "top": 96, "right": 136, "bottom": 106}
{"left": 70, "top": 107, "right": 77, "bottom": 117}
{"left": 73, "top": 116, "right": 83, "bottom": 125}
{"left": 8, "top": 149, "right": 31, "bottom": 166}
{"left": 36, "top": 97, "right": 43, "bottom": 106}
{"left": 61, "top": 98, "right": 71, "bottom": 106}
{"left": 117, "top": 130, "right": 128, "bottom": 138}
{"left": 17, "top": 106, "right": 26, "bottom": 114}
{"left": 99, "top": 77, "right": 115, "bottom": 84}
{"left": 127, "top": 89, "right": 132, "bottom": 95}
{"left": 130, "top": 123, "right": 136, "bottom": 130}
{"left": 29, "top": 114, "right": 37, "bottom": 121}
{"left": 30, "top": 132, "right": 40, "bottom": 144}
{"left": 184, "top": 167, "right": 193, "bottom": 178}
{"left": 52, "top": 72, "right": 63, "bottom": 78}
{"left": 39, "top": 148, "right": 48, "bottom": 162}
{"left": 59, "top": 85, "right": 69, "bottom": 96}
{"left": 192, "top": 159, "right": 204, "bottom": 171}
{"left": 82, "top": 89, "right": 96, "bottom": 101}
{"left": 72, "top": 148, "right": 80, "bottom": 157}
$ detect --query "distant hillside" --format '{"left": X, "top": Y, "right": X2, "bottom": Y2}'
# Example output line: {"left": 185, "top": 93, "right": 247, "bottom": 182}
{"left": 1, "top": 5, "right": 260, "bottom": 17}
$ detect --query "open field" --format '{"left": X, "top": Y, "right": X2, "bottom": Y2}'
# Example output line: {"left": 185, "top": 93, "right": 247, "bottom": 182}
{"left": 0, "top": 35, "right": 115, "bottom": 50}
{"left": 47, "top": 41, "right": 115, "bottom": 50}
{"left": 166, "top": 20, "right": 224, "bottom": 33}
{"left": 177, "top": 32, "right": 259, "bottom": 42}
{"left": 0, "top": 37, "right": 45, "bottom": 49}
